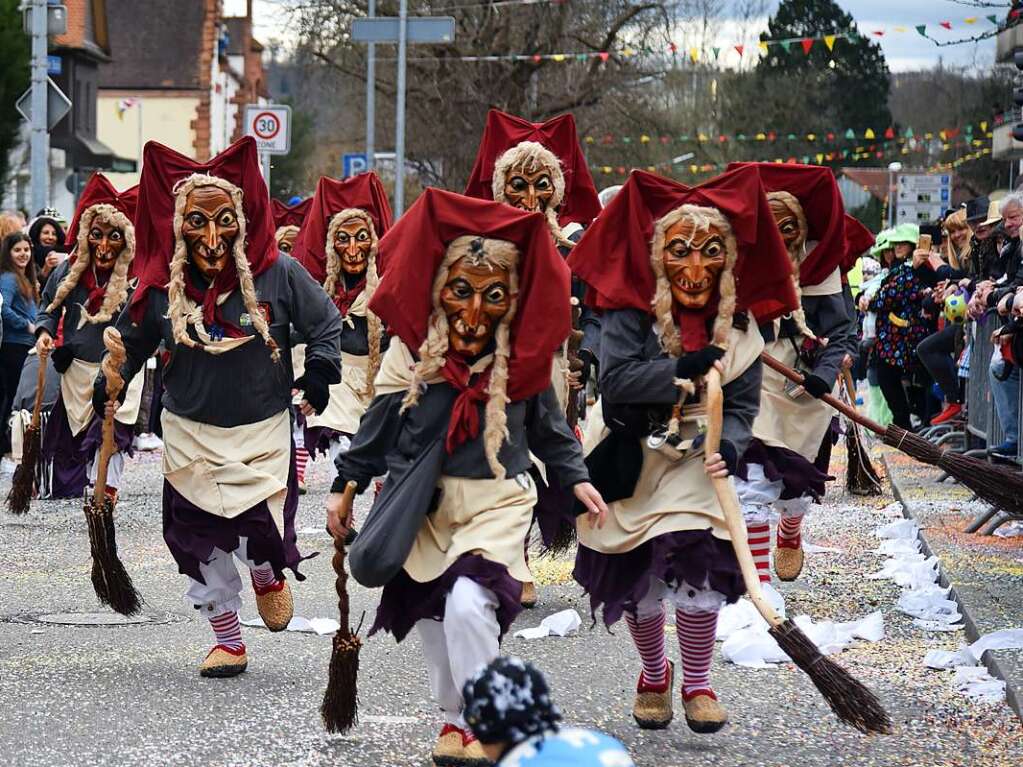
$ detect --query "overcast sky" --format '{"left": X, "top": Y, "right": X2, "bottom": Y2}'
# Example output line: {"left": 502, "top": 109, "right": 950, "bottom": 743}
{"left": 224, "top": 0, "right": 1003, "bottom": 73}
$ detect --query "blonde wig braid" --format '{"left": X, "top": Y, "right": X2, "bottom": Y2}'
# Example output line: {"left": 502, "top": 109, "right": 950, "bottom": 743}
{"left": 402, "top": 235, "right": 520, "bottom": 479}
{"left": 46, "top": 204, "right": 135, "bottom": 325}
{"left": 766, "top": 191, "right": 816, "bottom": 341}
{"left": 324, "top": 208, "right": 384, "bottom": 397}
{"left": 492, "top": 141, "right": 575, "bottom": 249}
{"left": 168, "top": 174, "right": 280, "bottom": 362}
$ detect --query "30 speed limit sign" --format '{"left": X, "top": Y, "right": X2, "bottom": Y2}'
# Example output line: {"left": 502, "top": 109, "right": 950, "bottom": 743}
{"left": 244, "top": 104, "right": 291, "bottom": 154}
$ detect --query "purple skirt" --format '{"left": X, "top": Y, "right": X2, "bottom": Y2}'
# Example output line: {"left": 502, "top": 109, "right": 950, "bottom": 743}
{"left": 735, "top": 438, "right": 833, "bottom": 501}
{"left": 42, "top": 395, "right": 135, "bottom": 499}
{"left": 369, "top": 554, "right": 524, "bottom": 643}
{"left": 531, "top": 466, "right": 577, "bottom": 551}
{"left": 573, "top": 529, "right": 745, "bottom": 629}
{"left": 162, "top": 445, "right": 314, "bottom": 583}
{"left": 294, "top": 407, "right": 341, "bottom": 458}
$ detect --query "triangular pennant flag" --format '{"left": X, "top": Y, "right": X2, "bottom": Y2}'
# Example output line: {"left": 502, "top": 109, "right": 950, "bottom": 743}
{"left": 884, "top": 127, "right": 895, "bottom": 139}
{"left": 988, "top": 15, "right": 1000, "bottom": 25}
{"left": 872, "top": 30, "right": 884, "bottom": 37}
{"left": 779, "top": 40, "right": 791, "bottom": 53}
{"left": 965, "top": 17, "right": 977, "bottom": 25}
{"left": 904, "top": 127, "right": 914, "bottom": 138}
{"left": 758, "top": 41, "right": 769, "bottom": 54}
{"left": 816, "top": 153, "right": 824, "bottom": 164}
{"left": 845, "top": 128, "right": 856, "bottom": 139}
{"left": 552, "top": 54, "right": 565, "bottom": 62}
{"left": 640, "top": 134, "right": 650, "bottom": 144}
{"left": 864, "top": 128, "right": 876, "bottom": 139}
{"left": 801, "top": 38, "right": 813, "bottom": 54}
{"left": 824, "top": 35, "right": 836, "bottom": 51}
{"left": 980, "top": 121, "right": 988, "bottom": 132}
{"left": 894, "top": 26, "right": 908, "bottom": 33}
{"left": 712, "top": 47, "right": 721, "bottom": 59}
{"left": 598, "top": 51, "right": 610, "bottom": 62}
{"left": 939, "top": 21, "right": 952, "bottom": 31}
{"left": 690, "top": 47, "right": 700, "bottom": 62}
{"left": 734, "top": 44, "right": 745, "bottom": 57}
{"left": 915, "top": 25, "right": 927, "bottom": 37}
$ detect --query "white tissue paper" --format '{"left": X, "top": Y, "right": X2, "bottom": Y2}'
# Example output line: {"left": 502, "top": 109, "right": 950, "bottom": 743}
{"left": 952, "top": 666, "right": 1007, "bottom": 704}
{"left": 803, "top": 541, "right": 844, "bottom": 554}
{"left": 241, "top": 616, "right": 340, "bottom": 636}
{"left": 513, "top": 609, "right": 582, "bottom": 640}
{"left": 923, "top": 628, "right": 1023, "bottom": 669}
{"left": 874, "top": 518, "right": 919, "bottom": 540}
{"left": 720, "top": 611, "right": 884, "bottom": 668}
{"left": 896, "top": 586, "right": 962, "bottom": 626}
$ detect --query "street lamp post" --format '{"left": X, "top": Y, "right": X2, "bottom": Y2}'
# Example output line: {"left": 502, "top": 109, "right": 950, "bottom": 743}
{"left": 887, "top": 161, "right": 903, "bottom": 228}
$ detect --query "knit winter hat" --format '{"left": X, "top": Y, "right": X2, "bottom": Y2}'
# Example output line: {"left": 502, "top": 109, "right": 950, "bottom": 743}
{"left": 462, "top": 656, "right": 562, "bottom": 746}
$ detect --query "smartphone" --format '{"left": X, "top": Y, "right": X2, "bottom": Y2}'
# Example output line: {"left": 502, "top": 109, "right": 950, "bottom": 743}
{"left": 920, "top": 223, "right": 943, "bottom": 248}
{"left": 918, "top": 233, "right": 932, "bottom": 253}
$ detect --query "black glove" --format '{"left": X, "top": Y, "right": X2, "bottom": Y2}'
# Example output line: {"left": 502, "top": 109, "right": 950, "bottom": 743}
{"left": 675, "top": 345, "right": 725, "bottom": 380}
{"left": 717, "top": 439, "right": 738, "bottom": 475}
{"left": 51, "top": 344, "right": 76, "bottom": 374}
{"left": 801, "top": 373, "right": 832, "bottom": 399}
{"left": 577, "top": 348, "right": 596, "bottom": 387}
{"left": 294, "top": 358, "right": 338, "bottom": 415}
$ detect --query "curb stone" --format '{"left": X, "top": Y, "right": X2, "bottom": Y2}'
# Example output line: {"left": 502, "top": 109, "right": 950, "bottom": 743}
{"left": 885, "top": 455, "right": 1023, "bottom": 721}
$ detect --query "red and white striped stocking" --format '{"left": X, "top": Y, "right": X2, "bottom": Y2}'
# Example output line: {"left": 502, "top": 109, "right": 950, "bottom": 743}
{"left": 625, "top": 606, "right": 668, "bottom": 690}
{"left": 746, "top": 521, "right": 772, "bottom": 583}
{"left": 208, "top": 610, "right": 244, "bottom": 651}
{"left": 676, "top": 609, "right": 718, "bottom": 699}
{"left": 777, "top": 514, "right": 804, "bottom": 550}
{"left": 295, "top": 446, "right": 310, "bottom": 484}
{"left": 250, "top": 563, "right": 284, "bottom": 595}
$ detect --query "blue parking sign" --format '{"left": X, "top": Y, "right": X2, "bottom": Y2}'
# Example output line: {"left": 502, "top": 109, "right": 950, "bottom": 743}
{"left": 343, "top": 153, "right": 368, "bottom": 178}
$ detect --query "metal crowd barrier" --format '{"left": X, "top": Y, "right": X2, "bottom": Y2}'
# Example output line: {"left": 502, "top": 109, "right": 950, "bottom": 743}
{"left": 966, "top": 312, "right": 996, "bottom": 446}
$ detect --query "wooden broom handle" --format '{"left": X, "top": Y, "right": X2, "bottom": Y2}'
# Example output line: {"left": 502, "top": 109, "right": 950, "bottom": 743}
{"left": 842, "top": 368, "right": 859, "bottom": 408}
{"left": 704, "top": 367, "right": 784, "bottom": 629}
{"left": 30, "top": 346, "right": 49, "bottom": 430}
{"left": 760, "top": 352, "right": 886, "bottom": 437}
{"left": 334, "top": 481, "right": 359, "bottom": 633}
{"left": 93, "top": 328, "right": 126, "bottom": 505}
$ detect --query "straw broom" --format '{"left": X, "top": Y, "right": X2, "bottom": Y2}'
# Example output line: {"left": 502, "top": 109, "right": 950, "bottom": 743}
{"left": 841, "top": 369, "right": 883, "bottom": 496}
{"left": 84, "top": 327, "right": 142, "bottom": 616}
{"left": 321, "top": 480, "right": 362, "bottom": 734}
{"left": 6, "top": 348, "right": 49, "bottom": 515}
{"left": 705, "top": 365, "right": 891, "bottom": 734}
{"left": 762, "top": 353, "right": 1023, "bottom": 518}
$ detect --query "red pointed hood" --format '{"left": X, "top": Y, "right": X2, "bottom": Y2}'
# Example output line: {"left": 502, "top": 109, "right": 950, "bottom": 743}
{"left": 843, "top": 214, "right": 876, "bottom": 272}
{"left": 464, "top": 109, "right": 601, "bottom": 227}
{"left": 370, "top": 188, "right": 571, "bottom": 401}
{"left": 64, "top": 173, "right": 138, "bottom": 249}
{"left": 271, "top": 197, "right": 311, "bottom": 229}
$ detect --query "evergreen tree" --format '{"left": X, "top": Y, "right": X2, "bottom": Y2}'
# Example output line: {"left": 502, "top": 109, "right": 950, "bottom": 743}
{"left": 0, "top": 0, "right": 30, "bottom": 187}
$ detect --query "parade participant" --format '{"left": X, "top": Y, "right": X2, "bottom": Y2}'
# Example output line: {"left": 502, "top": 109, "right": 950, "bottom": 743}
{"left": 271, "top": 196, "right": 310, "bottom": 255}
{"left": 36, "top": 174, "right": 143, "bottom": 499}
{"left": 291, "top": 173, "right": 390, "bottom": 478}
{"left": 567, "top": 167, "right": 797, "bottom": 735}
{"left": 465, "top": 108, "right": 603, "bottom": 607}
{"left": 462, "top": 656, "right": 636, "bottom": 766}
{"left": 725, "top": 163, "right": 859, "bottom": 583}
{"left": 96, "top": 137, "right": 342, "bottom": 677}
{"left": 327, "top": 189, "right": 606, "bottom": 766}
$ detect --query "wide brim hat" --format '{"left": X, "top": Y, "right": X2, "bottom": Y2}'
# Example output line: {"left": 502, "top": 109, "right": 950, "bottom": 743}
{"left": 888, "top": 222, "right": 921, "bottom": 246}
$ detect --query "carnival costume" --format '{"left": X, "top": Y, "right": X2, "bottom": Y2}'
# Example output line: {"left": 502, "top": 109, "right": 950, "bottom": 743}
{"left": 465, "top": 109, "right": 603, "bottom": 607}
{"left": 726, "top": 163, "right": 859, "bottom": 583}
{"left": 567, "top": 168, "right": 797, "bottom": 735}
{"left": 37, "top": 174, "right": 142, "bottom": 499}
{"left": 99, "top": 137, "right": 342, "bottom": 677}
{"left": 334, "top": 189, "right": 597, "bottom": 766}
{"left": 271, "top": 196, "right": 311, "bottom": 255}
{"left": 291, "top": 173, "right": 391, "bottom": 478}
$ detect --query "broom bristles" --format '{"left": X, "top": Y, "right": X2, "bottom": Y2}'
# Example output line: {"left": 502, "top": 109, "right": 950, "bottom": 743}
{"left": 321, "top": 634, "right": 362, "bottom": 733}
{"left": 85, "top": 499, "right": 143, "bottom": 616}
{"left": 543, "top": 518, "right": 577, "bottom": 557}
{"left": 6, "top": 426, "right": 41, "bottom": 515}
{"left": 769, "top": 619, "right": 891, "bottom": 735}
{"left": 846, "top": 427, "right": 883, "bottom": 496}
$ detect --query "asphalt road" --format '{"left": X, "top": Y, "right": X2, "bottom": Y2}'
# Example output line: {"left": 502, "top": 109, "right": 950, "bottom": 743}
{"left": 2, "top": 445, "right": 1022, "bottom": 767}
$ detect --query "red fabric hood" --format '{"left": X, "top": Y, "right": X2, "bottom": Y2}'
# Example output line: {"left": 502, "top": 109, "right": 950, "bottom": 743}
{"left": 843, "top": 214, "right": 876, "bottom": 272}
{"left": 370, "top": 188, "right": 571, "bottom": 401}
{"left": 463, "top": 109, "right": 601, "bottom": 227}
{"left": 567, "top": 167, "right": 798, "bottom": 325}
{"left": 292, "top": 173, "right": 393, "bottom": 284}
{"left": 726, "top": 162, "right": 848, "bottom": 286}
{"left": 129, "top": 136, "right": 277, "bottom": 319}
{"left": 64, "top": 173, "right": 138, "bottom": 249}
{"left": 271, "top": 197, "right": 311, "bottom": 229}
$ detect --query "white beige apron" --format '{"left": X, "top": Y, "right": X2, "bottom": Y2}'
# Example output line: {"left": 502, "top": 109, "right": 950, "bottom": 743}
{"left": 161, "top": 409, "right": 291, "bottom": 537}
{"left": 61, "top": 359, "right": 145, "bottom": 436}
{"left": 305, "top": 352, "right": 370, "bottom": 435}
{"left": 291, "top": 344, "right": 307, "bottom": 405}
{"left": 577, "top": 319, "right": 764, "bottom": 555}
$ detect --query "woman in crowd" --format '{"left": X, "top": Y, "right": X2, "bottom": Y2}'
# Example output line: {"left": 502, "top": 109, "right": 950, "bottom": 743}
{"left": 0, "top": 232, "right": 39, "bottom": 457}
{"left": 27, "top": 210, "right": 66, "bottom": 288}
{"left": 868, "top": 223, "right": 938, "bottom": 429}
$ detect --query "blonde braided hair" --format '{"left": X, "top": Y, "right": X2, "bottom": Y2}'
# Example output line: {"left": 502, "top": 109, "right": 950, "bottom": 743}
{"left": 46, "top": 204, "right": 135, "bottom": 324}
{"left": 402, "top": 235, "right": 520, "bottom": 479}
{"left": 167, "top": 174, "right": 280, "bottom": 362}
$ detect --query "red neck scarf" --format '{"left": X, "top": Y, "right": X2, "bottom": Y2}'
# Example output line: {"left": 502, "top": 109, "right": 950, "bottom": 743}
{"left": 79, "top": 265, "right": 112, "bottom": 313}
{"left": 334, "top": 276, "right": 366, "bottom": 317}
{"left": 183, "top": 261, "right": 245, "bottom": 339}
{"left": 439, "top": 354, "right": 493, "bottom": 456}
{"left": 673, "top": 294, "right": 721, "bottom": 353}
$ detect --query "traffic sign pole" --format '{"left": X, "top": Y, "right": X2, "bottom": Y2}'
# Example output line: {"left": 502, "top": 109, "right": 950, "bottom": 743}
{"left": 30, "top": 0, "right": 49, "bottom": 213}
{"left": 366, "top": 0, "right": 376, "bottom": 172}
{"left": 394, "top": 0, "right": 408, "bottom": 216}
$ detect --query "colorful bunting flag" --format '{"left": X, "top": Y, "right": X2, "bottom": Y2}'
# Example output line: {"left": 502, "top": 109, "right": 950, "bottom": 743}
{"left": 801, "top": 38, "right": 813, "bottom": 54}
{"left": 824, "top": 35, "right": 836, "bottom": 51}
{"left": 915, "top": 25, "right": 927, "bottom": 37}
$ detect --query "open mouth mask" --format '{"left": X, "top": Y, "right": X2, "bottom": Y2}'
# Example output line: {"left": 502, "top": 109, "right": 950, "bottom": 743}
{"left": 333, "top": 217, "right": 372, "bottom": 276}
{"left": 503, "top": 165, "right": 556, "bottom": 213}
{"left": 87, "top": 218, "right": 127, "bottom": 270}
{"left": 439, "top": 241, "right": 513, "bottom": 357}
{"left": 181, "top": 185, "right": 239, "bottom": 280}
{"left": 661, "top": 215, "right": 727, "bottom": 311}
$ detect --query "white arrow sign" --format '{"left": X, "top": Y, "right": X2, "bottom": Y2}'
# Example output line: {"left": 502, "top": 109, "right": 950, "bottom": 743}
{"left": 15, "top": 77, "right": 71, "bottom": 131}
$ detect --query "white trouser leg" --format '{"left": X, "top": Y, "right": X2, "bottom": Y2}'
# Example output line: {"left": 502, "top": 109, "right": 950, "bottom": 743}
{"left": 87, "top": 451, "right": 125, "bottom": 490}
{"left": 631, "top": 577, "right": 669, "bottom": 621}
{"left": 327, "top": 435, "right": 351, "bottom": 481}
{"left": 734, "top": 463, "right": 783, "bottom": 525}
{"left": 186, "top": 546, "right": 244, "bottom": 618}
{"left": 443, "top": 577, "right": 501, "bottom": 727}
{"left": 416, "top": 618, "right": 463, "bottom": 726}
{"left": 776, "top": 495, "right": 811, "bottom": 519}
{"left": 292, "top": 419, "right": 305, "bottom": 449}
